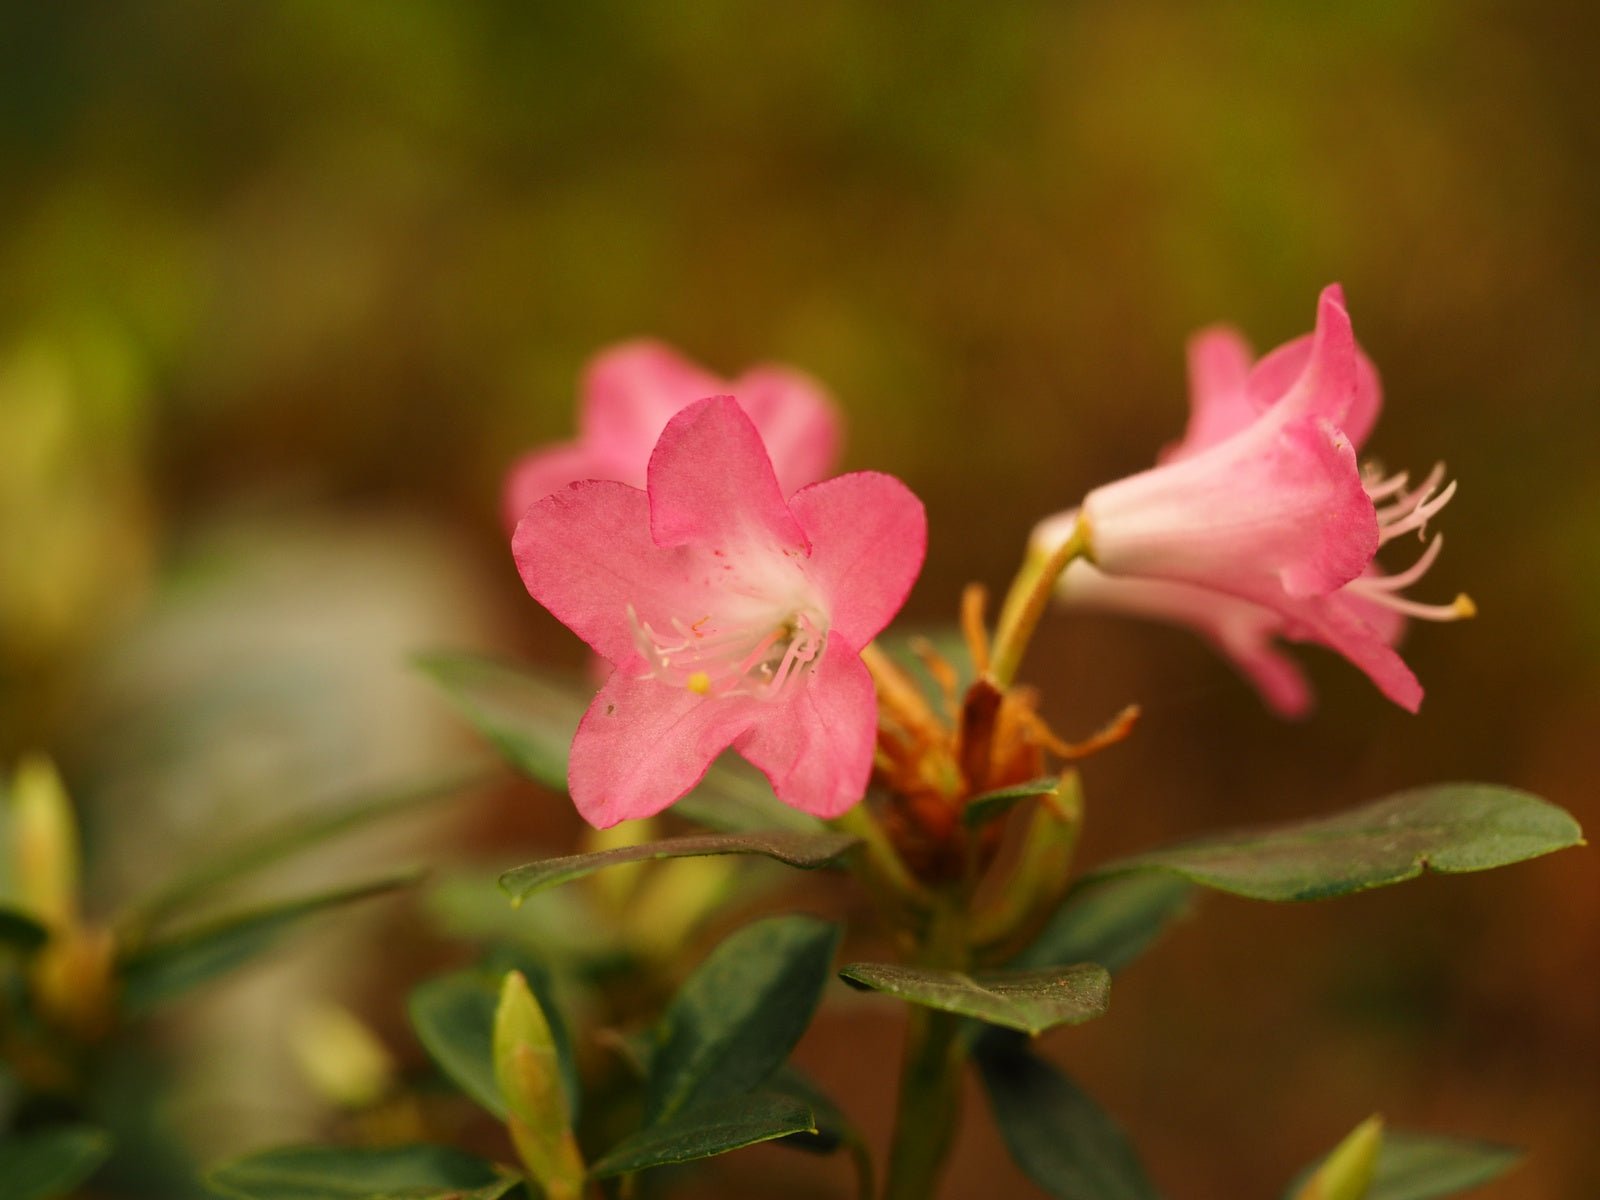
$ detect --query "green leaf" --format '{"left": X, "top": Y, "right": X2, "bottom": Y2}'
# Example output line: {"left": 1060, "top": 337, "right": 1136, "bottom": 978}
{"left": 124, "top": 768, "right": 485, "bottom": 933}
{"left": 500, "top": 831, "right": 858, "bottom": 903}
{"left": 976, "top": 1045, "right": 1161, "bottom": 1200}
{"left": 590, "top": 1091, "right": 816, "bottom": 1179}
{"left": 838, "top": 962, "right": 1110, "bottom": 1035}
{"left": 766, "top": 1067, "right": 876, "bottom": 1197}
{"left": 407, "top": 971, "right": 507, "bottom": 1120}
{"left": 1285, "top": 1130, "right": 1521, "bottom": 1200}
{"left": 119, "top": 870, "right": 422, "bottom": 1013}
{"left": 0, "top": 1125, "right": 111, "bottom": 1200}
{"left": 204, "top": 1143, "right": 516, "bottom": 1200}
{"left": 0, "top": 904, "right": 50, "bottom": 955}
{"left": 1014, "top": 873, "right": 1194, "bottom": 973}
{"left": 962, "top": 777, "right": 1063, "bottom": 828}
{"left": 645, "top": 915, "right": 840, "bottom": 1123}
{"left": 1088, "top": 785, "right": 1583, "bottom": 903}
{"left": 414, "top": 652, "right": 588, "bottom": 789}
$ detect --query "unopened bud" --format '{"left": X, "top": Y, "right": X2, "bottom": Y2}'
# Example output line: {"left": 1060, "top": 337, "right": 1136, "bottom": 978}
{"left": 494, "top": 970, "right": 585, "bottom": 1199}
{"left": 1293, "top": 1115, "right": 1384, "bottom": 1200}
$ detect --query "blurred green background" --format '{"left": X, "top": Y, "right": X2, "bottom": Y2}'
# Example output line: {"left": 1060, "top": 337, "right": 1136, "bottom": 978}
{"left": 2, "top": 2, "right": 1595, "bottom": 1196}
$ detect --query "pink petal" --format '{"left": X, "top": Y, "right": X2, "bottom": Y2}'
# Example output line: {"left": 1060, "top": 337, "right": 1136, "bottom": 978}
{"left": 731, "top": 364, "right": 843, "bottom": 497}
{"left": 579, "top": 340, "right": 724, "bottom": 471}
{"left": 647, "top": 396, "right": 807, "bottom": 553}
{"left": 1272, "top": 285, "right": 1362, "bottom": 430}
{"left": 568, "top": 667, "right": 756, "bottom": 826}
{"left": 786, "top": 472, "right": 928, "bottom": 647}
{"left": 1281, "top": 593, "right": 1423, "bottom": 713}
{"left": 501, "top": 442, "right": 628, "bottom": 531}
{"left": 1083, "top": 414, "right": 1377, "bottom": 600}
{"left": 1248, "top": 337, "right": 1382, "bottom": 451}
{"left": 513, "top": 480, "right": 702, "bottom": 666}
{"left": 1164, "top": 327, "right": 1258, "bottom": 461}
{"left": 736, "top": 636, "right": 877, "bottom": 818}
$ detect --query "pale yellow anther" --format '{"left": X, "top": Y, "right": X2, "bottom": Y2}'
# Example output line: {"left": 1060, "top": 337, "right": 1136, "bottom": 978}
{"left": 686, "top": 671, "right": 712, "bottom": 695}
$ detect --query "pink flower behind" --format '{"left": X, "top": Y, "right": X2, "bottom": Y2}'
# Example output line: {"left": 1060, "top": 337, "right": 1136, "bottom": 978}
{"left": 502, "top": 340, "right": 841, "bottom": 528}
{"left": 1039, "top": 286, "right": 1469, "bottom": 714}
{"left": 514, "top": 395, "right": 925, "bottom": 827}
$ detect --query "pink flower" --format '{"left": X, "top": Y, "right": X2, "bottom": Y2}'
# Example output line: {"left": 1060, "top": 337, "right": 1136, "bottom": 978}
{"left": 503, "top": 340, "right": 841, "bottom": 528}
{"left": 514, "top": 395, "right": 926, "bottom": 827}
{"left": 1039, "top": 285, "right": 1470, "bottom": 714}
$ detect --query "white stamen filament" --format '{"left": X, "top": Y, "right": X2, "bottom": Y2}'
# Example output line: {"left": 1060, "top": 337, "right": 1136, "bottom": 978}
{"left": 1349, "top": 461, "right": 1472, "bottom": 623}
{"left": 629, "top": 605, "right": 826, "bottom": 698}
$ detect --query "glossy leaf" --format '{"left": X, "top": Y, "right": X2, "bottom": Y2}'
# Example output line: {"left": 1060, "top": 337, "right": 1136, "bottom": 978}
{"left": 0, "top": 1125, "right": 111, "bottom": 1200}
{"left": 0, "top": 904, "right": 50, "bottom": 955}
{"left": 590, "top": 1091, "right": 816, "bottom": 1179}
{"left": 963, "top": 777, "right": 1063, "bottom": 828}
{"left": 500, "top": 831, "right": 858, "bottom": 903}
{"left": 204, "top": 1143, "right": 516, "bottom": 1200}
{"left": 839, "top": 962, "right": 1110, "bottom": 1035}
{"left": 1088, "top": 786, "right": 1582, "bottom": 902}
{"left": 1015, "top": 873, "right": 1194, "bottom": 973}
{"left": 976, "top": 1045, "right": 1161, "bottom": 1200}
{"left": 645, "top": 915, "right": 840, "bottom": 1123}
{"left": 1284, "top": 1130, "right": 1521, "bottom": 1200}
{"left": 119, "top": 870, "right": 421, "bottom": 1013}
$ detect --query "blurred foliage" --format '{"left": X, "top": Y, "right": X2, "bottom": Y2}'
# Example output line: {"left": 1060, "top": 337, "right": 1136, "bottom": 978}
{"left": 0, "top": 2, "right": 1595, "bottom": 1196}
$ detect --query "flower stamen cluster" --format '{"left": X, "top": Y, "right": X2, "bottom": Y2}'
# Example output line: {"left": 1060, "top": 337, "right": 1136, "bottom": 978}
{"left": 628, "top": 605, "right": 827, "bottom": 698}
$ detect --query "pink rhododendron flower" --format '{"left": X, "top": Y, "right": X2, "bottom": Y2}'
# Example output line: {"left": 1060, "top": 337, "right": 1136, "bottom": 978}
{"left": 514, "top": 395, "right": 925, "bottom": 827}
{"left": 503, "top": 339, "right": 841, "bottom": 528}
{"left": 1037, "top": 285, "right": 1470, "bottom": 714}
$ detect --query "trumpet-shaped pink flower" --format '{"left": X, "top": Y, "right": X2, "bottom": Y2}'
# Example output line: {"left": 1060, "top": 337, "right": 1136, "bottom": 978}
{"left": 503, "top": 340, "right": 841, "bottom": 528}
{"left": 1041, "top": 286, "right": 1470, "bottom": 714}
{"left": 514, "top": 395, "right": 925, "bottom": 827}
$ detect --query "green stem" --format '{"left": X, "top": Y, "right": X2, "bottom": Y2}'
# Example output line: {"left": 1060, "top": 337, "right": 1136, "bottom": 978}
{"left": 988, "top": 518, "right": 1092, "bottom": 688}
{"left": 882, "top": 902, "right": 969, "bottom": 1200}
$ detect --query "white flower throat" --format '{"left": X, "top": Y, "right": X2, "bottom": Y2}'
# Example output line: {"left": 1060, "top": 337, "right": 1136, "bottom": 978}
{"left": 629, "top": 604, "right": 827, "bottom": 698}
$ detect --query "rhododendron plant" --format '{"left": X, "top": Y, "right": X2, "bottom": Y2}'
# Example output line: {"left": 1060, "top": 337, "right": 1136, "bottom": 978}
{"left": 502, "top": 339, "right": 840, "bottom": 528}
{"left": 1035, "top": 285, "right": 1472, "bottom": 713}
{"left": 513, "top": 394, "right": 925, "bottom": 826}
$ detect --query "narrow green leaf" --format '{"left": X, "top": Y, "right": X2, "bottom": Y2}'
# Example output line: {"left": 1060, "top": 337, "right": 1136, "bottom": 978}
{"left": 839, "top": 962, "right": 1110, "bottom": 1035}
{"left": 204, "top": 1143, "right": 516, "bottom": 1200}
{"left": 646, "top": 915, "right": 840, "bottom": 1123}
{"left": 963, "top": 777, "right": 1063, "bottom": 828}
{"left": 414, "top": 652, "right": 588, "bottom": 788}
{"left": 124, "top": 767, "right": 486, "bottom": 932}
{"left": 0, "top": 904, "right": 50, "bottom": 955}
{"left": 0, "top": 1125, "right": 111, "bottom": 1200}
{"left": 1284, "top": 1130, "right": 1521, "bottom": 1200}
{"left": 976, "top": 1045, "right": 1161, "bottom": 1200}
{"left": 119, "top": 870, "right": 422, "bottom": 1013}
{"left": 1088, "top": 785, "right": 1583, "bottom": 903}
{"left": 500, "top": 832, "right": 858, "bottom": 902}
{"left": 590, "top": 1091, "right": 816, "bottom": 1179}
{"left": 1015, "top": 874, "right": 1194, "bottom": 973}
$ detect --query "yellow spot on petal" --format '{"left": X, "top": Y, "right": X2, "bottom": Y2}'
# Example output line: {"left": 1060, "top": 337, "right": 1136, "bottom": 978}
{"left": 687, "top": 672, "right": 712, "bottom": 695}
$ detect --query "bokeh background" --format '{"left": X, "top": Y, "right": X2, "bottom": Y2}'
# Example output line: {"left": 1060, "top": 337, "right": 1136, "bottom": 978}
{"left": 3, "top": 3, "right": 1596, "bottom": 1196}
